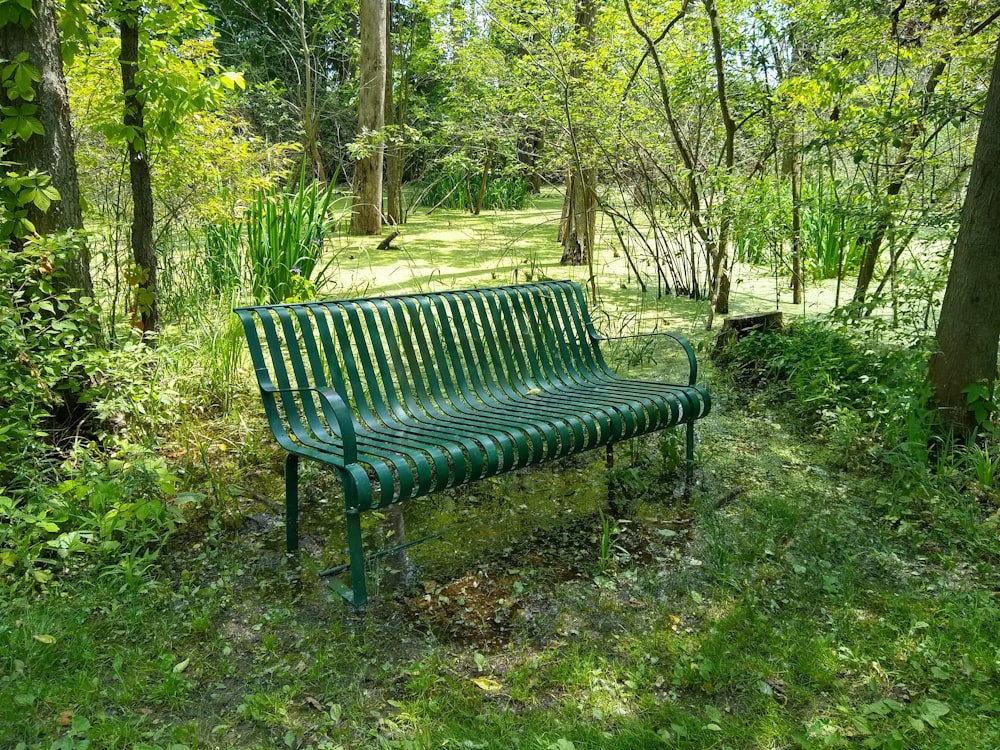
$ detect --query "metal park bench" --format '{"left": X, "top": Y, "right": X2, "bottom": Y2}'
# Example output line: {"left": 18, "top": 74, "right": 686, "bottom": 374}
{"left": 235, "top": 280, "right": 711, "bottom": 606}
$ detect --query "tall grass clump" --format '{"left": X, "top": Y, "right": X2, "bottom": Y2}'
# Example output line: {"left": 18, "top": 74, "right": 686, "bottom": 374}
{"left": 200, "top": 220, "right": 243, "bottom": 294}
{"left": 245, "top": 174, "right": 338, "bottom": 304}
{"left": 801, "top": 181, "right": 865, "bottom": 281}
{"left": 419, "top": 162, "right": 531, "bottom": 212}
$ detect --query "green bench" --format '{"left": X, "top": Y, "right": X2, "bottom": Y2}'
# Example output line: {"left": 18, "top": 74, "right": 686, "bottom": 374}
{"left": 235, "top": 280, "right": 711, "bottom": 606}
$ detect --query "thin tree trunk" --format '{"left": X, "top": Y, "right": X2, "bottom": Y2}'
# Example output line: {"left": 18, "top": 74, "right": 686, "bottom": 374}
{"left": 928, "top": 40, "right": 1000, "bottom": 439}
{"left": 120, "top": 10, "right": 159, "bottom": 337}
{"left": 854, "top": 57, "right": 948, "bottom": 306}
{"left": 561, "top": 0, "right": 597, "bottom": 267}
{"left": 350, "top": 0, "right": 386, "bottom": 235}
{"left": 518, "top": 127, "right": 543, "bottom": 193}
{"left": 703, "top": 0, "right": 736, "bottom": 326}
{"left": 384, "top": 0, "right": 404, "bottom": 225}
{"left": 473, "top": 152, "right": 491, "bottom": 215}
{"left": 789, "top": 141, "right": 803, "bottom": 305}
{"left": 297, "top": 0, "right": 327, "bottom": 183}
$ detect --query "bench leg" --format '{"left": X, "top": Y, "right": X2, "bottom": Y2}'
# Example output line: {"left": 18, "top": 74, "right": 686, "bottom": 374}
{"left": 685, "top": 421, "right": 695, "bottom": 484}
{"left": 346, "top": 509, "right": 368, "bottom": 608}
{"left": 285, "top": 454, "right": 299, "bottom": 553}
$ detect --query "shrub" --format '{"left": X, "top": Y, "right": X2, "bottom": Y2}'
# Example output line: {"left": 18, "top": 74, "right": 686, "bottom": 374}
{"left": 719, "top": 319, "right": 932, "bottom": 455}
{"left": 0, "top": 232, "right": 99, "bottom": 491}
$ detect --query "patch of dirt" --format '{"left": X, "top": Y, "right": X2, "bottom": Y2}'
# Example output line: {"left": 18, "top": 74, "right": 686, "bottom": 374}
{"left": 402, "top": 572, "right": 521, "bottom": 646}
{"left": 399, "top": 511, "right": 682, "bottom": 648}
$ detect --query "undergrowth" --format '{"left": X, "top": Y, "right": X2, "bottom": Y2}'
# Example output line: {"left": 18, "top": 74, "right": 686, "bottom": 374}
{"left": 3, "top": 214, "right": 1000, "bottom": 749}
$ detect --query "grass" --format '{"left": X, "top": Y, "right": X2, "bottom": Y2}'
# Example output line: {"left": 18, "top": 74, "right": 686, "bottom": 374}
{"left": 6, "top": 398, "right": 998, "bottom": 749}
{"left": 3, "top": 198, "right": 999, "bottom": 749}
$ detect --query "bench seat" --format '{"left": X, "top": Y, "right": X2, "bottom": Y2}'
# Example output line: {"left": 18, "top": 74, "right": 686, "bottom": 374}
{"left": 236, "top": 280, "right": 710, "bottom": 606}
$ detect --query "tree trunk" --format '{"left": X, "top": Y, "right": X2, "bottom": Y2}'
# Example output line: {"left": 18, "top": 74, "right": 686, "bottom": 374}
{"left": 928, "top": 40, "right": 1000, "bottom": 439}
{"left": 789, "top": 140, "right": 803, "bottom": 305}
{"left": 0, "top": 0, "right": 92, "bottom": 299}
{"left": 350, "top": 0, "right": 387, "bottom": 235}
{"left": 296, "top": 0, "right": 327, "bottom": 183}
{"left": 703, "top": 0, "right": 736, "bottom": 328}
{"left": 384, "top": 0, "right": 404, "bottom": 225}
{"left": 560, "top": 165, "right": 596, "bottom": 265}
{"left": 518, "top": 127, "right": 543, "bottom": 193}
{"left": 119, "top": 10, "right": 160, "bottom": 337}
{"left": 561, "top": 0, "right": 597, "bottom": 267}
{"left": 473, "top": 152, "right": 491, "bottom": 216}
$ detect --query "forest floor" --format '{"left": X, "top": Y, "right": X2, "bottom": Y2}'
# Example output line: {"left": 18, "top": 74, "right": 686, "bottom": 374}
{"left": 2, "top": 198, "right": 998, "bottom": 749}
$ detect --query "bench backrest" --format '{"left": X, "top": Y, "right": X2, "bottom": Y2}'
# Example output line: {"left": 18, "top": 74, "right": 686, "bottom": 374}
{"left": 234, "top": 280, "right": 611, "bottom": 427}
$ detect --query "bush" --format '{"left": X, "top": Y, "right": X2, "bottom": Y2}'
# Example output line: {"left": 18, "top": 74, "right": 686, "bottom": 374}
{"left": 719, "top": 319, "right": 932, "bottom": 454}
{"left": 0, "top": 237, "right": 200, "bottom": 586}
{"left": 0, "top": 233, "right": 99, "bottom": 491}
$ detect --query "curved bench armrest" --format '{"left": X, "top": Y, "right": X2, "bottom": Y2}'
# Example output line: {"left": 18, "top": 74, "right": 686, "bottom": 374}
{"left": 257, "top": 374, "right": 358, "bottom": 464}
{"left": 587, "top": 325, "right": 699, "bottom": 386}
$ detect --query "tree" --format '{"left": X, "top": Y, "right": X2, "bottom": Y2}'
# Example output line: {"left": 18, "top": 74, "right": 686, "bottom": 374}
{"left": 117, "top": 5, "right": 159, "bottom": 336}
{"left": 928, "top": 38, "right": 1000, "bottom": 439}
{"left": 0, "top": 0, "right": 93, "bottom": 299}
{"left": 71, "top": 0, "right": 244, "bottom": 337}
{"left": 558, "top": 0, "right": 598, "bottom": 268}
{"left": 384, "top": 0, "right": 402, "bottom": 224}
{"left": 208, "top": 0, "right": 355, "bottom": 180}
{"left": 350, "top": 0, "right": 386, "bottom": 235}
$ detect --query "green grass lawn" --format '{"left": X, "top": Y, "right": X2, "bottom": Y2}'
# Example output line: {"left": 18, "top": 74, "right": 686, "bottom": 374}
{"left": 2, "top": 200, "right": 998, "bottom": 749}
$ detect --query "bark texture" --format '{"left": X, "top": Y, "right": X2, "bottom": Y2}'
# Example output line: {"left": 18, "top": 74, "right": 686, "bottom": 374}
{"left": 0, "top": 0, "right": 92, "bottom": 298}
{"left": 928, "top": 40, "right": 1000, "bottom": 437}
{"left": 384, "top": 0, "right": 404, "bottom": 225}
{"left": 350, "top": 0, "right": 386, "bottom": 235}
{"left": 120, "top": 10, "right": 159, "bottom": 336}
{"left": 560, "top": 0, "right": 597, "bottom": 267}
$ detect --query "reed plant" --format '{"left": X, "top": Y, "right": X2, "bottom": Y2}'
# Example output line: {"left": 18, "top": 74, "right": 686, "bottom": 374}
{"left": 801, "top": 180, "right": 865, "bottom": 281}
{"left": 200, "top": 220, "right": 243, "bottom": 294}
{"left": 244, "top": 173, "right": 338, "bottom": 304}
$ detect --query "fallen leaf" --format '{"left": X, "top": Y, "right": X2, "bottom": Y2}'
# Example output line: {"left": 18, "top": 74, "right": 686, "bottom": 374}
{"left": 305, "top": 696, "right": 324, "bottom": 711}
{"left": 32, "top": 634, "right": 56, "bottom": 644}
{"left": 470, "top": 677, "right": 503, "bottom": 692}
{"left": 56, "top": 710, "right": 73, "bottom": 727}
{"left": 173, "top": 658, "right": 190, "bottom": 673}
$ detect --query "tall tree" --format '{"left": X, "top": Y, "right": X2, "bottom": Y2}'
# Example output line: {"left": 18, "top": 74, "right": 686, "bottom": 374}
{"left": 0, "top": 0, "right": 92, "bottom": 299}
{"left": 384, "top": 0, "right": 402, "bottom": 224}
{"left": 928, "top": 39, "right": 1000, "bottom": 438}
{"left": 559, "top": 0, "right": 597, "bottom": 268}
{"left": 350, "top": 0, "right": 386, "bottom": 235}
{"left": 117, "top": 4, "right": 159, "bottom": 336}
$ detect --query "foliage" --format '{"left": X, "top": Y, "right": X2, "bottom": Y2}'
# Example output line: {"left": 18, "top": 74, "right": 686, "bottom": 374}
{"left": 418, "top": 158, "right": 531, "bottom": 212}
{"left": 719, "top": 319, "right": 933, "bottom": 456}
{"left": 0, "top": 233, "right": 98, "bottom": 491}
{"left": 244, "top": 174, "right": 339, "bottom": 304}
{"left": 0, "top": 236, "right": 197, "bottom": 584}
{"left": 199, "top": 219, "right": 242, "bottom": 295}
{"left": 800, "top": 179, "right": 866, "bottom": 281}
